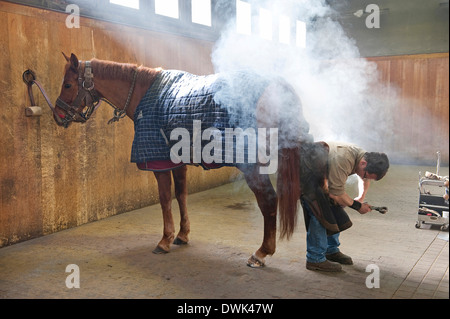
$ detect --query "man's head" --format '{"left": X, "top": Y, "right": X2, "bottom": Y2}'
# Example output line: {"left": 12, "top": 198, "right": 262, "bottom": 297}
{"left": 357, "top": 152, "right": 390, "bottom": 181}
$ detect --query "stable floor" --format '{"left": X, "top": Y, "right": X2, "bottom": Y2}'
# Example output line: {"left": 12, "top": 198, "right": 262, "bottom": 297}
{"left": 0, "top": 164, "right": 448, "bottom": 299}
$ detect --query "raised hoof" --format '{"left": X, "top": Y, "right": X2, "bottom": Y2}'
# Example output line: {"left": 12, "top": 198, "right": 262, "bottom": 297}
{"left": 152, "top": 246, "right": 169, "bottom": 254}
{"left": 173, "top": 237, "right": 188, "bottom": 245}
{"left": 247, "top": 254, "right": 265, "bottom": 268}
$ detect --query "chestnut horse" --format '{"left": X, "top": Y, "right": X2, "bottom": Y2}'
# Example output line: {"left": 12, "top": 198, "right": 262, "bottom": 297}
{"left": 55, "top": 53, "right": 311, "bottom": 267}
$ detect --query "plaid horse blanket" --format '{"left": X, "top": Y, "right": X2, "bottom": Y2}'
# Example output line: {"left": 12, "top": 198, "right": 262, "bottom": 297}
{"left": 131, "top": 70, "right": 269, "bottom": 170}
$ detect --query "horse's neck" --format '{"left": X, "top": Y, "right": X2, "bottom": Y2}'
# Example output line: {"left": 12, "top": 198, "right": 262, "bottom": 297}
{"left": 91, "top": 59, "right": 161, "bottom": 119}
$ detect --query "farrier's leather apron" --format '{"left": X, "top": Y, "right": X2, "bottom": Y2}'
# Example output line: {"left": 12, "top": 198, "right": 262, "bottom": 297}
{"left": 299, "top": 142, "right": 352, "bottom": 235}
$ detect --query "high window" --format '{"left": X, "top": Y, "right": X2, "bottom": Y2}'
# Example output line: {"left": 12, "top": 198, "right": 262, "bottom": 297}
{"left": 259, "top": 8, "right": 273, "bottom": 40}
{"left": 236, "top": 0, "right": 252, "bottom": 35}
{"left": 155, "top": 0, "right": 179, "bottom": 19}
{"left": 278, "top": 15, "right": 291, "bottom": 44}
{"left": 192, "top": 0, "right": 212, "bottom": 26}
{"left": 296, "top": 20, "right": 306, "bottom": 48}
{"left": 109, "top": 0, "right": 139, "bottom": 10}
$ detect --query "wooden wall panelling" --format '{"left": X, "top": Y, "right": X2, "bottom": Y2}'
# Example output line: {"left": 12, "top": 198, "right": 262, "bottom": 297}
{"left": 433, "top": 57, "right": 450, "bottom": 162}
{"left": 1, "top": 11, "right": 44, "bottom": 243}
{"left": 0, "top": 9, "right": 10, "bottom": 245}
{"left": 368, "top": 54, "right": 449, "bottom": 164}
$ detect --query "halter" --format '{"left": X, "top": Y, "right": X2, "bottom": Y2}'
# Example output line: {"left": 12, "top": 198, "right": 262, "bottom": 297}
{"left": 56, "top": 60, "right": 138, "bottom": 128}
{"left": 56, "top": 61, "right": 100, "bottom": 127}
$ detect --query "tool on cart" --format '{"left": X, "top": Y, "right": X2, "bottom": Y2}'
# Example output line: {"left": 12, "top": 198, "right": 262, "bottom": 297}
{"left": 415, "top": 151, "right": 449, "bottom": 231}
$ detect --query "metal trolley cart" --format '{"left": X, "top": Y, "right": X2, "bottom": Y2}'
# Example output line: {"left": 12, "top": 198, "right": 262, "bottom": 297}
{"left": 415, "top": 152, "right": 449, "bottom": 231}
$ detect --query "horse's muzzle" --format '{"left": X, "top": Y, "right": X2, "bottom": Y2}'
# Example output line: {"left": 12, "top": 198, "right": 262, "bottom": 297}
{"left": 53, "top": 112, "right": 71, "bottom": 128}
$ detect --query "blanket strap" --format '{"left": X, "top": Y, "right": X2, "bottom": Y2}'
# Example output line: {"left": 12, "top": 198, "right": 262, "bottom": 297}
{"left": 108, "top": 67, "right": 139, "bottom": 124}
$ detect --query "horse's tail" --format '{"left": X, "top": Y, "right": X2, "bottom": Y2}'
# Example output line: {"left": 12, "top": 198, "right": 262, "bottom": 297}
{"left": 274, "top": 79, "right": 312, "bottom": 240}
{"left": 258, "top": 79, "right": 309, "bottom": 240}
{"left": 277, "top": 146, "right": 301, "bottom": 240}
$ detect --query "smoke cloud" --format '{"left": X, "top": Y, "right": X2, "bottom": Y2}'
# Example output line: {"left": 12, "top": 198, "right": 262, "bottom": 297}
{"left": 211, "top": 0, "right": 398, "bottom": 154}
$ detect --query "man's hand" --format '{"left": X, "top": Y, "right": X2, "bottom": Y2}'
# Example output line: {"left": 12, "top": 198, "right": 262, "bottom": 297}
{"left": 358, "top": 202, "right": 372, "bottom": 214}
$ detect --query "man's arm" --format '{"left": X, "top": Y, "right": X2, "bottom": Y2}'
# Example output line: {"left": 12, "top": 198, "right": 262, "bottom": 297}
{"left": 355, "top": 178, "right": 370, "bottom": 202}
{"left": 329, "top": 191, "right": 372, "bottom": 214}
{"left": 329, "top": 192, "right": 354, "bottom": 207}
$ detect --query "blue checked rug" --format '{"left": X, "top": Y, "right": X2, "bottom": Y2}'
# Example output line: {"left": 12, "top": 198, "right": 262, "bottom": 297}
{"left": 130, "top": 70, "right": 269, "bottom": 167}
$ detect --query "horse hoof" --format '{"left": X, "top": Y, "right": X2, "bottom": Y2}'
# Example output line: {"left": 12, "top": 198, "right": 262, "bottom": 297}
{"left": 173, "top": 237, "right": 188, "bottom": 245}
{"left": 152, "top": 246, "right": 169, "bottom": 254}
{"left": 247, "top": 254, "right": 265, "bottom": 268}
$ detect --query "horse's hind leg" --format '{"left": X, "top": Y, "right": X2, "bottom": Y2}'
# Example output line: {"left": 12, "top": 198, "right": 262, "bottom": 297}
{"left": 241, "top": 166, "right": 278, "bottom": 268}
{"left": 172, "top": 165, "right": 190, "bottom": 245}
{"left": 153, "top": 170, "right": 175, "bottom": 254}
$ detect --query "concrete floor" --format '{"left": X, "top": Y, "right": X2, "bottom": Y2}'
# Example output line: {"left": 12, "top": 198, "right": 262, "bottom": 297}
{"left": 0, "top": 164, "right": 448, "bottom": 299}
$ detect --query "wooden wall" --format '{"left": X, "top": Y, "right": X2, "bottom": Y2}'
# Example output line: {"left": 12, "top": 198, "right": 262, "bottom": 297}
{"left": 0, "top": 2, "right": 237, "bottom": 247}
{"left": 368, "top": 53, "right": 449, "bottom": 165}
{"left": 0, "top": 2, "right": 448, "bottom": 247}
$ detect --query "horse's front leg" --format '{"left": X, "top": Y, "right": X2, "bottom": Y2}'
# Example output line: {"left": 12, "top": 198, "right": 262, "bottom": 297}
{"left": 172, "top": 165, "right": 190, "bottom": 245}
{"left": 242, "top": 166, "right": 278, "bottom": 268}
{"left": 153, "top": 170, "right": 175, "bottom": 254}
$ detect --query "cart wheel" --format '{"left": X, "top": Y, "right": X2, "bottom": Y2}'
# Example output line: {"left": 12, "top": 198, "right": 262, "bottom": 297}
{"left": 415, "top": 221, "right": 421, "bottom": 229}
{"left": 440, "top": 224, "right": 448, "bottom": 231}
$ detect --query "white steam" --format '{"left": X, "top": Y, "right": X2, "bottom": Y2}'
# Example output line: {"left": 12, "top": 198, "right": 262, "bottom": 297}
{"left": 211, "top": 0, "right": 398, "bottom": 153}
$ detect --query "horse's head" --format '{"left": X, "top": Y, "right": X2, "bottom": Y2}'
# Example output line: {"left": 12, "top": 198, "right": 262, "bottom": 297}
{"left": 55, "top": 52, "right": 99, "bottom": 128}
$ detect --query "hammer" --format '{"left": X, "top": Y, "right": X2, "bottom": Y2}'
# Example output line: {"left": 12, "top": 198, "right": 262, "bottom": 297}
{"left": 370, "top": 206, "right": 388, "bottom": 214}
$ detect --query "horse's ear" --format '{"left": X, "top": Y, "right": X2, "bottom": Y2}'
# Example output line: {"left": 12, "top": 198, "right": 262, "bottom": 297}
{"left": 62, "top": 52, "right": 70, "bottom": 62}
{"left": 69, "top": 53, "right": 79, "bottom": 70}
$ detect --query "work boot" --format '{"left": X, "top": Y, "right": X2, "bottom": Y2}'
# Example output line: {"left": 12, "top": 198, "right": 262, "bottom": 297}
{"left": 306, "top": 260, "right": 342, "bottom": 272}
{"left": 326, "top": 252, "right": 353, "bottom": 265}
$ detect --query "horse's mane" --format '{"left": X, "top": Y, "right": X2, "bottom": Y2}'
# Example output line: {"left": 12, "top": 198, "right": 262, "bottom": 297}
{"left": 90, "top": 58, "right": 161, "bottom": 84}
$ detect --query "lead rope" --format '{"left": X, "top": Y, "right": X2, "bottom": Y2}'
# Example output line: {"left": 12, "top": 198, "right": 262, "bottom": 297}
{"left": 108, "top": 67, "right": 139, "bottom": 124}
{"left": 23, "top": 69, "right": 58, "bottom": 116}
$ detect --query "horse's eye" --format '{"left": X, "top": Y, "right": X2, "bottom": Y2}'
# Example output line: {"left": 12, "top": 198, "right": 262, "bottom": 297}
{"left": 64, "top": 83, "right": 72, "bottom": 89}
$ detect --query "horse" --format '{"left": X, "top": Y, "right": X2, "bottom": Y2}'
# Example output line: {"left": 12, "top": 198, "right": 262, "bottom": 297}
{"left": 54, "top": 52, "right": 312, "bottom": 268}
